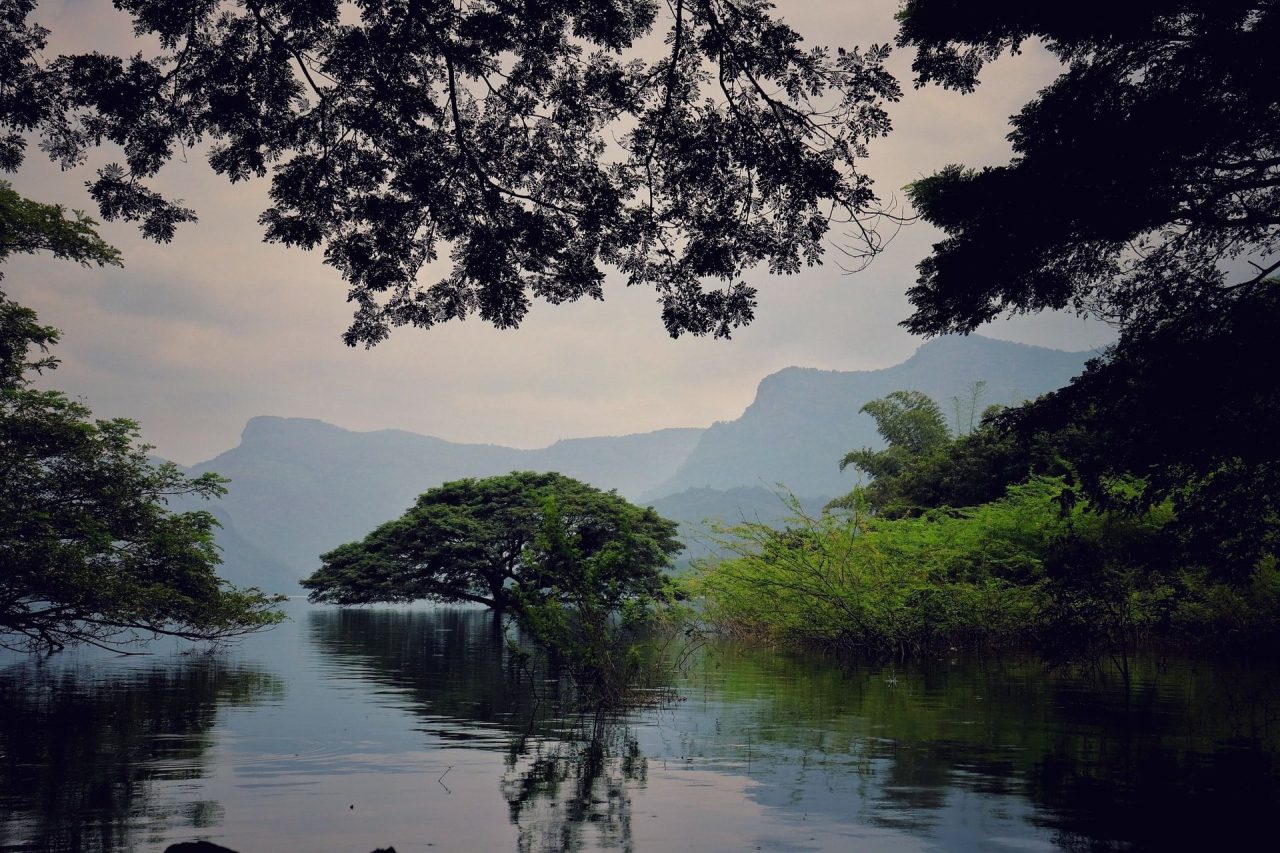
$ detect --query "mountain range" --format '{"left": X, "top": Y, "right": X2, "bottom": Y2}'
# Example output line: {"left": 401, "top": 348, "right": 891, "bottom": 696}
{"left": 180, "top": 335, "right": 1095, "bottom": 592}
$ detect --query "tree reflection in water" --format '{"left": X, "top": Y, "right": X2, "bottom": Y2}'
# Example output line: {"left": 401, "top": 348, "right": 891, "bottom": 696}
{"left": 307, "top": 607, "right": 661, "bottom": 853}
{"left": 305, "top": 607, "right": 577, "bottom": 743}
{"left": 502, "top": 714, "right": 646, "bottom": 853}
{"left": 0, "top": 656, "right": 282, "bottom": 853}
{"left": 683, "top": 647, "right": 1280, "bottom": 850}
{"left": 305, "top": 607, "right": 1280, "bottom": 851}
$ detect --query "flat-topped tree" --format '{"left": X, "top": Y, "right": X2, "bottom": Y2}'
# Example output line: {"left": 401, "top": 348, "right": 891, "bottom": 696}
{"left": 303, "top": 471, "right": 682, "bottom": 612}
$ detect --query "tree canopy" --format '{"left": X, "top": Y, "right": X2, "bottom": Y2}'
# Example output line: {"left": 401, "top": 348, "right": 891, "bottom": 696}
{"left": 830, "top": 390, "right": 948, "bottom": 514}
{"left": 897, "top": 0, "right": 1279, "bottom": 335}
{"left": 0, "top": 291, "right": 284, "bottom": 652}
{"left": 0, "top": 180, "right": 122, "bottom": 269}
{"left": 1, "top": 0, "right": 900, "bottom": 344}
{"left": 829, "top": 388, "right": 1031, "bottom": 518}
{"left": 891, "top": 1, "right": 1280, "bottom": 580}
{"left": 302, "top": 471, "right": 682, "bottom": 611}
{"left": 998, "top": 288, "right": 1280, "bottom": 580}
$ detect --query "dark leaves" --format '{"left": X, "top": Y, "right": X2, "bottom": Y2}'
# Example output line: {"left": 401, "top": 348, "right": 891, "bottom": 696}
{"left": 0, "top": 0, "right": 900, "bottom": 344}
{"left": 899, "top": 0, "right": 1280, "bottom": 334}
{"left": 87, "top": 165, "right": 197, "bottom": 242}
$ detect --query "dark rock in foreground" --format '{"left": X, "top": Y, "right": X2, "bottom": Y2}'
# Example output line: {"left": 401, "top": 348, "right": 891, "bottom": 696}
{"left": 164, "top": 843, "right": 396, "bottom": 853}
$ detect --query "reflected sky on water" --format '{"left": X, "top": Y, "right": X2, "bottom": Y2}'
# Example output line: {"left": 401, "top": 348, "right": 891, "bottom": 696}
{"left": 2, "top": 600, "right": 1279, "bottom": 852}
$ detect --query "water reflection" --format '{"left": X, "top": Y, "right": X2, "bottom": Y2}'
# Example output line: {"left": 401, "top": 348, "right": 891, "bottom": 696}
{"left": 305, "top": 608, "right": 576, "bottom": 745}
{"left": 0, "top": 655, "right": 281, "bottom": 852}
{"left": 306, "top": 607, "right": 650, "bottom": 852}
{"left": 677, "top": 647, "right": 1280, "bottom": 850}
{"left": 4, "top": 607, "right": 1280, "bottom": 852}
{"left": 301, "top": 608, "right": 1280, "bottom": 851}
{"left": 503, "top": 718, "right": 646, "bottom": 853}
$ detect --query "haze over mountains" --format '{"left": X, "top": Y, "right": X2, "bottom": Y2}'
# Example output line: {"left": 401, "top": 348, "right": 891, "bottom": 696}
{"left": 182, "top": 423, "right": 703, "bottom": 592}
{"left": 650, "top": 335, "right": 1095, "bottom": 499}
{"left": 183, "top": 335, "right": 1094, "bottom": 592}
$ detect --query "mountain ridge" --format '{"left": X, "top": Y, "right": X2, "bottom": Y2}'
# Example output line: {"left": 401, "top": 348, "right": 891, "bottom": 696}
{"left": 646, "top": 335, "right": 1093, "bottom": 499}
{"left": 183, "top": 334, "right": 1096, "bottom": 592}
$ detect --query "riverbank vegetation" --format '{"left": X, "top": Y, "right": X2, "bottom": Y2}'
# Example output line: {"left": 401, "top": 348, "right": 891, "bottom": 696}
{"left": 696, "top": 387, "right": 1280, "bottom": 664}
{"left": 697, "top": 0, "right": 1280, "bottom": 667}
{"left": 2, "top": 1, "right": 1274, "bottom": 673}
{"left": 0, "top": 185, "right": 283, "bottom": 653}
{"left": 0, "top": 330, "right": 288, "bottom": 652}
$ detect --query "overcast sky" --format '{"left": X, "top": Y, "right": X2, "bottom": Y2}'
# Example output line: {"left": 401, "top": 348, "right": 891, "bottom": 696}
{"left": 6, "top": 0, "right": 1115, "bottom": 465}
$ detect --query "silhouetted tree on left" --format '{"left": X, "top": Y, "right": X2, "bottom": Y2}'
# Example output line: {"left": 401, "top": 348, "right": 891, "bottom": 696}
{"left": 0, "top": 182, "right": 283, "bottom": 652}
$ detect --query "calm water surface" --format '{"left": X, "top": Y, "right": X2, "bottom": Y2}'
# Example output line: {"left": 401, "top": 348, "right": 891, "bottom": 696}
{"left": 2, "top": 601, "right": 1279, "bottom": 852}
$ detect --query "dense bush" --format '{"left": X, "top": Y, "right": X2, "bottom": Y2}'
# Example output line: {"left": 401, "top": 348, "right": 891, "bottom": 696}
{"left": 697, "top": 478, "right": 1280, "bottom": 658}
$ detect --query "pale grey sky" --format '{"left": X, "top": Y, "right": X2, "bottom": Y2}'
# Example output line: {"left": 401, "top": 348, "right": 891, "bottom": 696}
{"left": 6, "top": 1, "right": 1114, "bottom": 464}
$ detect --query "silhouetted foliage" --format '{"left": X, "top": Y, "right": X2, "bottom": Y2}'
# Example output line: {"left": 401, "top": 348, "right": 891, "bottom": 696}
{"left": 897, "top": 0, "right": 1279, "bottom": 334}
{"left": 1001, "top": 286, "right": 1280, "bottom": 580}
{"left": 1, "top": 0, "right": 901, "bottom": 344}
{"left": 0, "top": 184, "right": 284, "bottom": 652}
{"left": 895, "top": 0, "right": 1280, "bottom": 580}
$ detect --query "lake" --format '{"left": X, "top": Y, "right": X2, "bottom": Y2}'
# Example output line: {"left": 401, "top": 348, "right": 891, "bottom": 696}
{"left": 2, "top": 600, "right": 1278, "bottom": 852}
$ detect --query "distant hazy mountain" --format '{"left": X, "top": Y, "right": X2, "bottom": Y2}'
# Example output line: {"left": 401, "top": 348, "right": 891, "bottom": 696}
{"left": 201, "top": 506, "right": 300, "bottom": 593}
{"left": 645, "top": 335, "right": 1093, "bottom": 500}
{"left": 649, "top": 486, "right": 832, "bottom": 569}
{"left": 182, "top": 420, "right": 703, "bottom": 587}
{"left": 182, "top": 334, "right": 1093, "bottom": 593}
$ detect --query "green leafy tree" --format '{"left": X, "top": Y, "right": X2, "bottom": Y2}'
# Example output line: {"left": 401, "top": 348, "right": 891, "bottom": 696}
{"left": 830, "top": 388, "right": 1083, "bottom": 519}
{"left": 0, "top": 181, "right": 122, "bottom": 269}
{"left": 511, "top": 495, "right": 682, "bottom": 707}
{"left": 830, "top": 390, "right": 950, "bottom": 515}
{"left": 848, "top": 390, "right": 950, "bottom": 459}
{"left": 303, "top": 471, "right": 682, "bottom": 613}
{"left": 1, "top": 0, "right": 901, "bottom": 344}
{"left": 0, "top": 294, "right": 284, "bottom": 652}
{"left": 1, "top": 183, "right": 283, "bottom": 653}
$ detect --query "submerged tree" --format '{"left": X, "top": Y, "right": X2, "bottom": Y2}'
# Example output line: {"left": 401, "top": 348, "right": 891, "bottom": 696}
{"left": 1, "top": 0, "right": 901, "bottom": 344}
{"left": 305, "top": 471, "right": 684, "bottom": 707}
{"left": 303, "top": 471, "right": 681, "bottom": 612}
